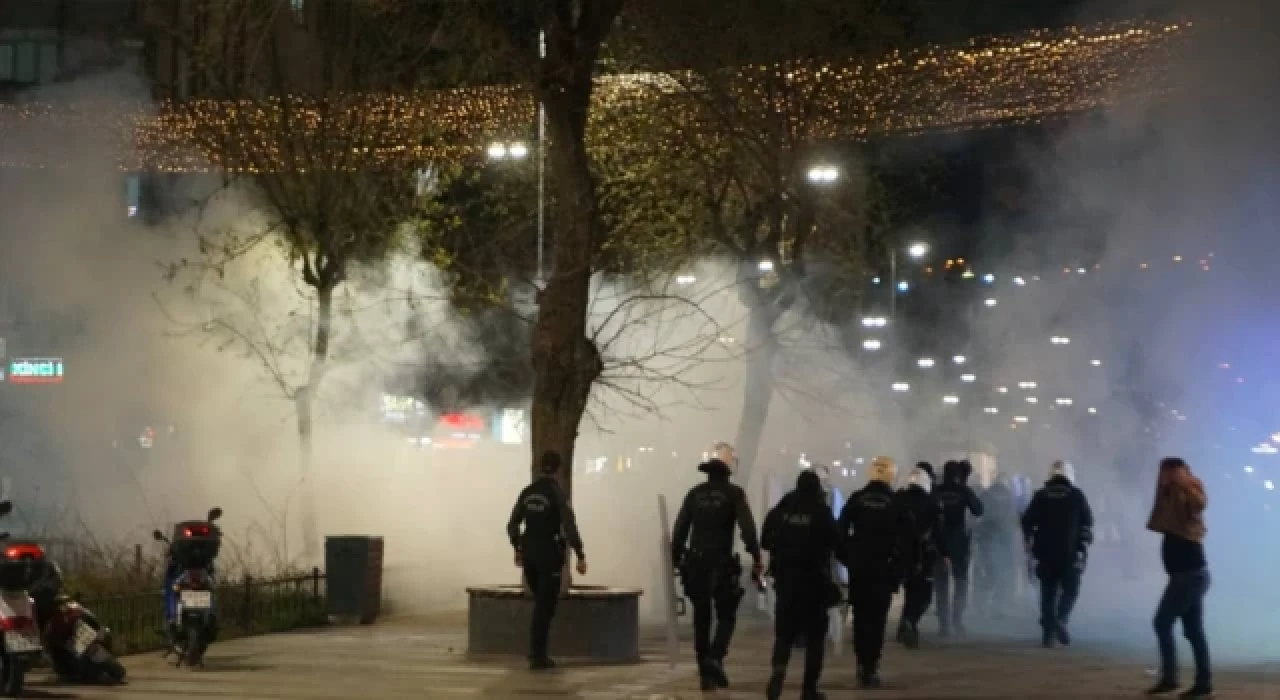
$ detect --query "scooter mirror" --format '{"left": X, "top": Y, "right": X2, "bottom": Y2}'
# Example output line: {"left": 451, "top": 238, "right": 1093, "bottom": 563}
{"left": 0, "top": 501, "right": 11, "bottom": 517}
{"left": 207, "top": 507, "right": 223, "bottom": 522}
{"left": 152, "top": 530, "right": 167, "bottom": 542}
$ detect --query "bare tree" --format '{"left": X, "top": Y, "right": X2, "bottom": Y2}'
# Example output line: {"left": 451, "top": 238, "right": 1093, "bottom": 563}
{"left": 148, "top": 0, "right": 454, "bottom": 557}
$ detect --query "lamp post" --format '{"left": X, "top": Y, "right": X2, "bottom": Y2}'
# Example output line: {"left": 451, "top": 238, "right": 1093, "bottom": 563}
{"left": 805, "top": 163, "right": 927, "bottom": 320}
{"left": 487, "top": 31, "right": 548, "bottom": 288}
{"left": 890, "top": 241, "right": 930, "bottom": 319}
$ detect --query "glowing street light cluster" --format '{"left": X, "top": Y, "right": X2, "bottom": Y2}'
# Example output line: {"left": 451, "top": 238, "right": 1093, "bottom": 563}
{"left": 486, "top": 141, "right": 529, "bottom": 160}
{"left": 1055, "top": 397, "right": 1074, "bottom": 406}
{"left": 943, "top": 395, "right": 960, "bottom": 405}
{"left": 758, "top": 260, "right": 775, "bottom": 272}
{"left": 1050, "top": 336, "right": 1071, "bottom": 345}
{"left": 918, "top": 358, "right": 936, "bottom": 368}
{"left": 862, "top": 316, "right": 889, "bottom": 328}
{"left": 984, "top": 407, "right": 999, "bottom": 414}
{"left": 807, "top": 165, "right": 840, "bottom": 184}
{"left": 953, "top": 355, "right": 967, "bottom": 365}
{"left": 984, "top": 298, "right": 998, "bottom": 307}
{"left": 676, "top": 274, "right": 696, "bottom": 286}
{"left": 863, "top": 339, "right": 883, "bottom": 351}
{"left": 1018, "top": 381, "right": 1038, "bottom": 389}
{"left": 892, "top": 382, "right": 910, "bottom": 392}
{"left": 960, "top": 374, "right": 976, "bottom": 383}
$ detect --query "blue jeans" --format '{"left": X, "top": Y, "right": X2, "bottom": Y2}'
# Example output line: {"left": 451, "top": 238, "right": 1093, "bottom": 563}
{"left": 1153, "top": 568, "right": 1211, "bottom": 688}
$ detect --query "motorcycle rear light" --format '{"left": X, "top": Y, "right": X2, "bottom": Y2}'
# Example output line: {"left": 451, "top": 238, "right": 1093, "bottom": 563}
{"left": 0, "top": 616, "right": 34, "bottom": 632}
{"left": 3, "top": 544, "right": 44, "bottom": 561}
{"left": 183, "top": 525, "right": 212, "bottom": 537}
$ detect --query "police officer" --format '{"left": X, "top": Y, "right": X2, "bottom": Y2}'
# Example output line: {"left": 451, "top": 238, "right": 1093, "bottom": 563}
{"left": 1021, "top": 460, "right": 1093, "bottom": 648}
{"left": 974, "top": 474, "right": 1019, "bottom": 622}
{"left": 894, "top": 461, "right": 946, "bottom": 650}
{"left": 933, "top": 459, "right": 984, "bottom": 637}
{"left": 762, "top": 469, "right": 841, "bottom": 700}
{"left": 837, "top": 456, "right": 910, "bottom": 688}
{"left": 506, "top": 450, "right": 587, "bottom": 670}
{"left": 672, "top": 442, "right": 762, "bottom": 691}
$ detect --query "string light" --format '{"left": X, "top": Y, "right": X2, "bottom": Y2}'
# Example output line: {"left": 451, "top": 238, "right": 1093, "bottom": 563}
{"left": 0, "top": 21, "right": 1190, "bottom": 171}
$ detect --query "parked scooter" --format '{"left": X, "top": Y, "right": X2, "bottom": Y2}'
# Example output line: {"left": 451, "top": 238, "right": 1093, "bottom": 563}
{"left": 29, "top": 562, "right": 126, "bottom": 684}
{"left": 0, "top": 501, "right": 46, "bottom": 697}
{"left": 153, "top": 507, "right": 223, "bottom": 668}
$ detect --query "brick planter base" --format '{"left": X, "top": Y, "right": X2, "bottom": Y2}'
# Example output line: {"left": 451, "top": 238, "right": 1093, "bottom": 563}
{"left": 465, "top": 585, "right": 642, "bottom": 663}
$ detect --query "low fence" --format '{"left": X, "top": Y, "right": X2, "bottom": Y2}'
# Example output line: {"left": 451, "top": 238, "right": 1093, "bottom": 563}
{"left": 81, "top": 569, "right": 328, "bottom": 655}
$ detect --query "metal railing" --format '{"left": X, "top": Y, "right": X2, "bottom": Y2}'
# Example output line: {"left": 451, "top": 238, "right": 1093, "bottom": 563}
{"left": 81, "top": 568, "right": 327, "bottom": 655}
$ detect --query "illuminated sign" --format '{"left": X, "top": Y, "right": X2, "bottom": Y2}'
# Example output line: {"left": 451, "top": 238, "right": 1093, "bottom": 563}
{"left": 496, "top": 409, "right": 527, "bottom": 445}
{"left": 8, "top": 358, "right": 64, "bottom": 384}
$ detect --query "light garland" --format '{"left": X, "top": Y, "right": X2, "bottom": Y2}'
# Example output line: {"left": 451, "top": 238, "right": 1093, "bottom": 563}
{"left": 0, "top": 20, "right": 1191, "bottom": 172}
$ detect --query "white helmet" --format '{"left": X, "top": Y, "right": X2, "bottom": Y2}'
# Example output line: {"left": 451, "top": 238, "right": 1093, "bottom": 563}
{"left": 712, "top": 442, "right": 738, "bottom": 472}
{"left": 1049, "top": 460, "right": 1076, "bottom": 484}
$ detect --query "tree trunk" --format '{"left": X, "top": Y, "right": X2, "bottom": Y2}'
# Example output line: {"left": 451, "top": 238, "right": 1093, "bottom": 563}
{"left": 296, "top": 282, "right": 334, "bottom": 562}
{"left": 525, "top": 5, "right": 617, "bottom": 501}
{"left": 732, "top": 302, "right": 781, "bottom": 494}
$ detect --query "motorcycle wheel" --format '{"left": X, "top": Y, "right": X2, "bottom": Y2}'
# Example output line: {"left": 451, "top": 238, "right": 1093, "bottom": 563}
{"left": 185, "top": 626, "right": 205, "bottom": 668}
{"left": 103, "top": 657, "right": 127, "bottom": 684}
{"left": 0, "top": 653, "right": 24, "bottom": 698}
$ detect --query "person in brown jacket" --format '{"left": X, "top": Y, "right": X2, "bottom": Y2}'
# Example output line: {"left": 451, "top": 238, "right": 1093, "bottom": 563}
{"left": 1145, "top": 457, "right": 1213, "bottom": 698}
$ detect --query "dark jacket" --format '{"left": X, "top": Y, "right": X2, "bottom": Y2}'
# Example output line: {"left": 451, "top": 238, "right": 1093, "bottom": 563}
{"left": 935, "top": 461, "right": 984, "bottom": 555}
{"left": 672, "top": 460, "right": 761, "bottom": 567}
{"left": 975, "top": 481, "right": 1018, "bottom": 541}
{"left": 507, "top": 475, "right": 584, "bottom": 560}
{"left": 1021, "top": 475, "right": 1094, "bottom": 567}
{"left": 762, "top": 487, "right": 841, "bottom": 574}
{"left": 894, "top": 484, "right": 947, "bottom": 577}
{"left": 836, "top": 480, "right": 910, "bottom": 585}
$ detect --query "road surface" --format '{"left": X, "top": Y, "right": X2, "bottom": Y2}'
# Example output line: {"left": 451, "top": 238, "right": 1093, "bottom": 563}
{"left": 38, "top": 613, "right": 1280, "bottom": 699}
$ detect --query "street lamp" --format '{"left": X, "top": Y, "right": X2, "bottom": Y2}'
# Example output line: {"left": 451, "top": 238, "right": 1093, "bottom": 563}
{"left": 889, "top": 241, "right": 929, "bottom": 318}
{"left": 806, "top": 165, "right": 840, "bottom": 184}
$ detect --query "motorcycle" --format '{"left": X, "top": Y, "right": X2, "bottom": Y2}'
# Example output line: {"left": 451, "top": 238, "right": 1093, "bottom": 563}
{"left": 29, "top": 562, "right": 126, "bottom": 684}
{"left": 153, "top": 506, "right": 222, "bottom": 668}
{"left": 0, "top": 501, "right": 46, "bottom": 697}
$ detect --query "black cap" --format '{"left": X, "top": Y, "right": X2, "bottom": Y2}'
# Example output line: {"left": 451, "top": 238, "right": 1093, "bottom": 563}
{"left": 1159, "top": 456, "right": 1189, "bottom": 471}
{"left": 796, "top": 469, "right": 823, "bottom": 494}
{"left": 540, "top": 450, "right": 562, "bottom": 474}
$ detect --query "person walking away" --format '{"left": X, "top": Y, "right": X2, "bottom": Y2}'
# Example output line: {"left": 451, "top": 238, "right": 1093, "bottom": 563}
{"left": 761, "top": 469, "right": 842, "bottom": 700}
{"left": 1145, "top": 457, "right": 1213, "bottom": 698}
{"left": 893, "top": 462, "right": 946, "bottom": 649}
{"left": 1021, "top": 460, "right": 1093, "bottom": 648}
{"left": 672, "top": 442, "right": 763, "bottom": 692}
{"left": 933, "top": 460, "right": 984, "bottom": 636}
{"left": 974, "top": 474, "right": 1019, "bottom": 623}
{"left": 837, "top": 456, "right": 911, "bottom": 688}
{"left": 506, "top": 450, "right": 587, "bottom": 670}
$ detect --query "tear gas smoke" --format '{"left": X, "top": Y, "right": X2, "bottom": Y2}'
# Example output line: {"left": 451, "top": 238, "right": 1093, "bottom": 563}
{"left": 1, "top": 3, "right": 1278, "bottom": 668}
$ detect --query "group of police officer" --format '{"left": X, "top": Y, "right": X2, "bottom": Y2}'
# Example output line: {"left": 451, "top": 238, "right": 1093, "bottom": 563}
{"left": 506, "top": 444, "right": 1094, "bottom": 697}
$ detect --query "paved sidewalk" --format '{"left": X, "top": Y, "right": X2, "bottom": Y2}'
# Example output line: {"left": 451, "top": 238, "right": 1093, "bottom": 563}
{"left": 30, "top": 612, "right": 1280, "bottom": 699}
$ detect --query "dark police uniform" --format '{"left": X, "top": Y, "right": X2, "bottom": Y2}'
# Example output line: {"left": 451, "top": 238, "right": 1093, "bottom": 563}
{"left": 506, "top": 471, "right": 584, "bottom": 668}
{"left": 1021, "top": 472, "right": 1093, "bottom": 647}
{"left": 973, "top": 478, "right": 1019, "bottom": 619}
{"left": 933, "top": 460, "right": 984, "bottom": 636}
{"left": 761, "top": 471, "right": 841, "bottom": 700}
{"left": 894, "top": 468, "right": 946, "bottom": 649}
{"left": 837, "top": 476, "right": 910, "bottom": 687}
{"left": 672, "top": 458, "right": 761, "bottom": 690}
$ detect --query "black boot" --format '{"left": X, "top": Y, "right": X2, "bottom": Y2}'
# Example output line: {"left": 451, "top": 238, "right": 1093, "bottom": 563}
{"left": 529, "top": 656, "right": 556, "bottom": 670}
{"left": 801, "top": 690, "right": 827, "bottom": 700}
{"left": 1145, "top": 680, "right": 1178, "bottom": 695}
{"left": 766, "top": 671, "right": 785, "bottom": 700}
{"left": 858, "top": 666, "right": 882, "bottom": 689}
{"left": 706, "top": 659, "right": 730, "bottom": 689}
{"left": 1178, "top": 685, "right": 1214, "bottom": 699}
{"left": 1054, "top": 621, "right": 1070, "bottom": 646}
{"left": 904, "top": 621, "right": 921, "bottom": 650}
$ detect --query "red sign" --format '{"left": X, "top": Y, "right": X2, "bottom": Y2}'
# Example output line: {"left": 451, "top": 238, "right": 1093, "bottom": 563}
{"left": 440, "top": 413, "right": 484, "bottom": 431}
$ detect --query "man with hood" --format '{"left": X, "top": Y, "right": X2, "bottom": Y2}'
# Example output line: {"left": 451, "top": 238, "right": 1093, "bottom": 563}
{"left": 974, "top": 474, "right": 1020, "bottom": 622}
{"left": 893, "top": 461, "right": 946, "bottom": 649}
{"left": 1021, "top": 460, "right": 1094, "bottom": 648}
{"left": 933, "top": 459, "right": 984, "bottom": 636}
{"left": 837, "top": 456, "right": 911, "bottom": 688}
{"left": 506, "top": 451, "right": 587, "bottom": 670}
{"left": 761, "top": 469, "right": 842, "bottom": 700}
{"left": 672, "top": 442, "right": 763, "bottom": 691}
